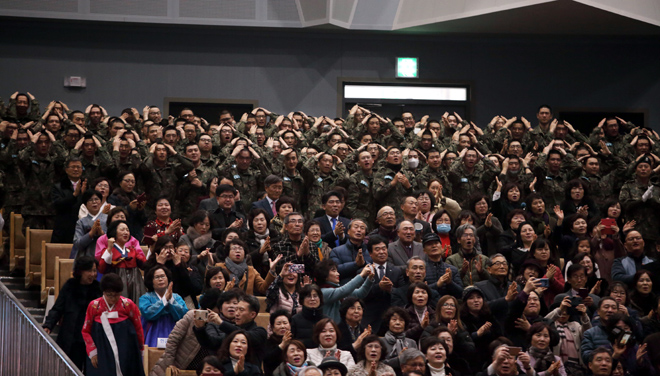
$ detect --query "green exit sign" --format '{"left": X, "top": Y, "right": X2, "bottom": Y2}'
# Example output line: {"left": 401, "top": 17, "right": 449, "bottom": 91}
{"left": 397, "top": 57, "right": 418, "bottom": 78}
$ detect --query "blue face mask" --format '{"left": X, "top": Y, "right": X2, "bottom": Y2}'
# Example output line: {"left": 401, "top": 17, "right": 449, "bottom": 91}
{"left": 437, "top": 224, "right": 451, "bottom": 234}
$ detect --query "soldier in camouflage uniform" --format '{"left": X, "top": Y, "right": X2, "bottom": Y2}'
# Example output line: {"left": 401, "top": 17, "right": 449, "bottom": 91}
{"left": 346, "top": 150, "right": 376, "bottom": 229}
{"left": 447, "top": 147, "right": 498, "bottom": 208}
{"left": 19, "top": 132, "right": 60, "bottom": 229}
{"left": 619, "top": 155, "right": 660, "bottom": 245}
{"left": 218, "top": 143, "right": 269, "bottom": 210}
{"left": 69, "top": 134, "right": 113, "bottom": 182}
{"left": 0, "top": 131, "right": 30, "bottom": 221}
{"left": 533, "top": 142, "right": 583, "bottom": 211}
{"left": 137, "top": 142, "right": 194, "bottom": 219}
{"left": 416, "top": 149, "right": 452, "bottom": 197}
{"left": 578, "top": 141, "right": 628, "bottom": 208}
{"left": 84, "top": 104, "right": 109, "bottom": 139}
{"left": 178, "top": 142, "right": 219, "bottom": 219}
{"left": 280, "top": 149, "right": 323, "bottom": 219}
{"left": 6, "top": 92, "right": 40, "bottom": 125}
{"left": 303, "top": 152, "right": 351, "bottom": 192}
{"left": 373, "top": 147, "right": 416, "bottom": 217}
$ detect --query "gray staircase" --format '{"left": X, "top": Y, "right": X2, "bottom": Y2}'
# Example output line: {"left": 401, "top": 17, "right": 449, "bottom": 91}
{"left": 0, "top": 264, "right": 51, "bottom": 336}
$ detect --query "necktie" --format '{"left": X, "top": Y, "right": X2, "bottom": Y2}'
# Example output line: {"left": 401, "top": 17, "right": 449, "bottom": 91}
{"left": 331, "top": 217, "right": 340, "bottom": 247}
{"left": 271, "top": 200, "right": 277, "bottom": 216}
{"left": 378, "top": 265, "right": 385, "bottom": 280}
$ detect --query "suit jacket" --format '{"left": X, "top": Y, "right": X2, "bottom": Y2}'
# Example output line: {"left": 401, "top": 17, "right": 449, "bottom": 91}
{"left": 198, "top": 197, "right": 218, "bottom": 213}
{"left": 314, "top": 215, "right": 351, "bottom": 246}
{"left": 251, "top": 197, "right": 275, "bottom": 218}
{"left": 362, "top": 262, "right": 405, "bottom": 333}
{"left": 387, "top": 240, "right": 424, "bottom": 271}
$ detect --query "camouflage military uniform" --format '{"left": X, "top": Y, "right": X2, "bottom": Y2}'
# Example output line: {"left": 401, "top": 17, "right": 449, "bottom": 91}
{"left": 346, "top": 170, "right": 375, "bottom": 227}
{"left": 138, "top": 154, "right": 195, "bottom": 219}
{"left": 178, "top": 160, "right": 219, "bottom": 219}
{"left": 217, "top": 156, "right": 269, "bottom": 210}
{"left": 18, "top": 147, "right": 58, "bottom": 229}
{"left": 281, "top": 168, "right": 323, "bottom": 219}
{"left": 69, "top": 149, "right": 113, "bottom": 183}
{"left": 373, "top": 165, "right": 415, "bottom": 216}
{"left": 6, "top": 97, "right": 40, "bottom": 125}
{"left": 579, "top": 154, "right": 628, "bottom": 208}
{"left": 620, "top": 178, "right": 660, "bottom": 242}
{"left": 533, "top": 153, "right": 582, "bottom": 211}
{"left": 0, "top": 140, "right": 26, "bottom": 220}
{"left": 416, "top": 165, "right": 452, "bottom": 197}
{"left": 447, "top": 157, "right": 498, "bottom": 208}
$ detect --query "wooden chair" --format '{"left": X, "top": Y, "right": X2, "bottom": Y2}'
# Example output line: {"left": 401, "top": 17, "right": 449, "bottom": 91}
{"left": 255, "top": 312, "right": 270, "bottom": 329}
{"left": 9, "top": 213, "right": 26, "bottom": 272}
{"left": 166, "top": 369, "right": 196, "bottom": 376}
{"left": 25, "top": 228, "right": 53, "bottom": 288}
{"left": 54, "top": 257, "right": 75, "bottom": 299}
{"left": 257, "top": 296, "right": 267, "bottom": 313}
{"left": 143, "top": 346, "right": 165, "bottom": 375}
{"left": 41, "top": 242, "right": 73, "bottom": 304}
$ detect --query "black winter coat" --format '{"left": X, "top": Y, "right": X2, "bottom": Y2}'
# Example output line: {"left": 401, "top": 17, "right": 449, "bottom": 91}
{"left": 291, "top": 305, "right": 326, "bottom": 348}
{"left": 42, "top": 278, "right": 102, "bottom": 356}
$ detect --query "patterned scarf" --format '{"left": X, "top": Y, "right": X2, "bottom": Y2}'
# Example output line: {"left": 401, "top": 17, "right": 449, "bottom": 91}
{"left": 528, "top": 346, "right": 556, "bottom": 372}
{"left": 224, "top": 257, "right": 248, "bottom": 283}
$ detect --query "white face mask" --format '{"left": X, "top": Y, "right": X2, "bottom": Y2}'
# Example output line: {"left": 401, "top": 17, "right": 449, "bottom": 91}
{"left": 408, "top": 158, "right": 419, "bottom": 169}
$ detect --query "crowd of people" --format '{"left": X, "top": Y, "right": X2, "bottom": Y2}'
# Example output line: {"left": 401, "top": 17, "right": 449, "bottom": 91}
{"left": 2, "top": 91, "right": 660, "bottom": 376}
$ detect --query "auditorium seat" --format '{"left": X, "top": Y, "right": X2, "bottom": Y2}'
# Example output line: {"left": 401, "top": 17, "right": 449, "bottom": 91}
{"left": 41, "top": 243, "right": 72, "bottom": 304}
{"left": 24, "top": 228, "right": 52, "bottom": 288}
{"left": 54, "top": 257, "right": 74, "bottom": 299}
{"left": 9, "top": 213, "right": 26, "bottom": 272}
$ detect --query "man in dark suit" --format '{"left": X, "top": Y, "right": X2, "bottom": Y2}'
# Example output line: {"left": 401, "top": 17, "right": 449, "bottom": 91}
{"left": 362, "top": 235, "right": 404, "bottom": 333}
{"left": 388, "top": 220, "right": 424, "bottom": 271}
{"left": 250, "top": 174, "right": 283, "bottom": 218}
{"left": 330, "top": 219, "right": 372, "bottom": 284}
{"left": 210, "top": 184, "right": 247, "bottom": 239}
{"left": 392, "top": 256, "right": 440, "bottom": 308}
{"left": 475, "top": 253, "right": 515, "bottom": 324}
{"left": 314, "top": 190, "right": 351, "bottom": 247}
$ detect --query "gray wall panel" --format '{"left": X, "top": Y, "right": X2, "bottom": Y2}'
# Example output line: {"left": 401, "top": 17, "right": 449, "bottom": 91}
{"left": 1, "top": 20, "right": 658, "bottom": 128}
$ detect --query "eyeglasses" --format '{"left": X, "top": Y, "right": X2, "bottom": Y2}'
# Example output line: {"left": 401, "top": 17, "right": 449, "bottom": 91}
{"left": 491, "top": 261, "right": 508, "bottom": 267}
{"left": 219, "top": 194, "right": 235, "bottom": 199}
{"left": 442, "top": 303, "right": 456, "bottom": 308}
{"left": 153, "top": 275, "right": 168, "bottom": 280}
{"left": 611, "top": 290, "right": 626, "bottom": 296}
{"left": 379, "top": 212, "right": 395, "bottom": 218}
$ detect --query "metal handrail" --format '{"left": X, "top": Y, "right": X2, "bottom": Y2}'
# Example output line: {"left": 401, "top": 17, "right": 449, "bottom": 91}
{"left": 0, "top": 281, "right": 84, "bottom": 376}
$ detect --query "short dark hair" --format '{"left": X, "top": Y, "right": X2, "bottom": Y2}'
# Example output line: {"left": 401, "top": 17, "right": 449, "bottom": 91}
{"left": 100, "top": 273, "right": 123, "bottom": 293}
{"left": 249, "top": 208, "right": 271, "bottom": 229}
{"left": 270, "top": 309, "right": 292, "bottom": 328}
{"left": 218, "top": 289, "right": 244, "bottom": 309}
{"left": 276, "top": 196, "right": 297, "bottom": 212}
{"left": 106, "top": 220, "right": 129, "bottom": 239}
{"left": 81, "top": 189, "right": 103, "bottom": 205}
{"left": 188, "top": 210, "right": 213, "bottom": 229}
{"left": 526, "top": 322, "right": 559, "bottom": 348}
{"left": 299, "top": 284, "right": 324, "bottom": 307}
{"left": 420, "top": 336, "right": 448, "bottom": 355}
{"left": 73, "top": 256, "right": 97, "bottom": 280}
{"left": 199, "top": 288, "right": 222, "bottom": 310}
{"left": 357, "top": 335, "right": 386, "bottom": 361}
{"left": 200, "top": 355, "right": 223, "bottom": 373}
{"left": 588, "top": 346, "right": 612, "bottom": 363}
{"left": 303, "top": 220, "right": 321, "bottom": 235}
{"left": 217, "top": 330, "right": 254, "bottom": 363}
{"left": 281, "top": 340, "right": 307, "bottom": 363}
{"left": 106, "top": 207, "right": 129, "bottom": 228}
{"left": 312, "top": 318, "right": 341, "bottom": 345}
{"left": 566, "top": 263, "right": 586, "bottom": 279}
{"left": 144, "top": 265, "right": 172, "bottom": 292}
{"left": 216, "top": 184, "right": 236, "bottom": 197}
{"left": 406, "top": 282, "right": 432, "bottom": 307}
{"left": 241, "top": 294, "right": 261, "bottom": 314}
{"left": 382, "top": 306, "right": 410, "bottom": 331}
{"left": 322, "top": 190, "right": 343, "bottom": 205}
{"left": 264, "top": 175, "right": 283, "bottom": 187}
{"left": 367, "top": 235, "right": 388, "bottom": 254}
{"left": 339, "top": 297, "right": 364, "bottom": 321}
{"left": 314, "top": 259, "right": 338, "bottom": 286}
{"left": 204, "top": 266, "right": 230, "bottom": 292}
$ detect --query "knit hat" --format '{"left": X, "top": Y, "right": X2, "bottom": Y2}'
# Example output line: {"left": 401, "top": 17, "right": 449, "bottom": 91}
{"left": 462, "top": 285, "right": 485, "bottom": 301}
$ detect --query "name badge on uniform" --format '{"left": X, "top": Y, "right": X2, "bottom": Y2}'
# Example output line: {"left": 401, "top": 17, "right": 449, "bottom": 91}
{"left": 232, "top": 164, "right": 237, "bottom": 168}
{"left": 32, "top": 160, "right": 39, "bottom": 165}
{"left": 360, "top": 180, "right": 369, "bottom": 187}
{"left": 317, "top": 177, "right": 323, "bottom": 183}
{"left": 106, "top": 311, "right": 118, "bottom": 319}
{"left": 606, "top": 142, "right": 613, "bottom": 147}
{"left": 283, "top": 177, "right": 291, "bottom": 182}
{"left": 546, "top": 176, "right": 553, "bottom": 180}
{"left": 384, "top": 175, "right": 393, "bottom": 180}
{"left": 233, "top": 174, "right": 240, "bottom": 180}
{"left": 460, "top": 178, "right": 468, "bottom": 183}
